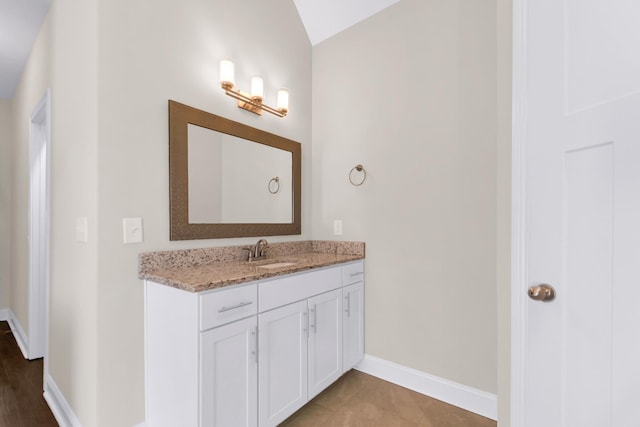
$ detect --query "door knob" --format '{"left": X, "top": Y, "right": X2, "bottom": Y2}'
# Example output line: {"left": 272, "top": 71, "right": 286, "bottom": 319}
{"left": 528, "top": 284, "right": 556, "bottom": 302}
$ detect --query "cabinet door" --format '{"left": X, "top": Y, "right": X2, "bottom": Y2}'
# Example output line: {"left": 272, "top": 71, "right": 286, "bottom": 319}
{"left": 200, "top": 316, "right": 258, "bottom": 427}
{"left": 258, "top": 300, "right": 308, "bottom": 427}
{"left": 308, "top": 289, "right": 343, "bottom": 399}
{"left": 343, "top": 282, "right": 365, "bottom": 372}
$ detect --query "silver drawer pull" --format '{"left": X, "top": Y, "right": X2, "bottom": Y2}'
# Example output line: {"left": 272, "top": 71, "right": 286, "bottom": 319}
{"left": 350, "top": 272, "right": 364, "bottom": 277}
{"left": 344, "top": 293, "right": 351, "bottom": 317}
{"left": 218, "top": 301, "right": 253, "bottom": 313}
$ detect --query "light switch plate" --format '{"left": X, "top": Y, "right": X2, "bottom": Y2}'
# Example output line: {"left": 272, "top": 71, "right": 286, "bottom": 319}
{"left": 76, "top": 217, "right": 88, "bottom": 243}
{"left": 123, "top": 217, "right": 144, "bottom": 244}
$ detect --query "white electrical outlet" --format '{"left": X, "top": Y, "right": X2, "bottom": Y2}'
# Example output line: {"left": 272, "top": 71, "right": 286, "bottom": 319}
{"left": 123, "top": 218, "right": 144, "bottom": 244}
{"left": 333, "top": 219, "right": 343, "bottom": 236}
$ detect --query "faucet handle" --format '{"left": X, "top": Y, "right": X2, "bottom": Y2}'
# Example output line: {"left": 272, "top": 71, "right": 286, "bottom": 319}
{"left": 242, "top": 246, "right": 254, "bottom": 260}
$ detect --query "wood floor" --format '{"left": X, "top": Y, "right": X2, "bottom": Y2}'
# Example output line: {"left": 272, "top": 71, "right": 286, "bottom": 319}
{"left": 281, "top": 370, "right": 497, "bottom": 427}
{"left": 1, "top": 319, "right": 494, "bottom": 427}
{"left": 0, "top": 321, "right": 57, "bottom": 427}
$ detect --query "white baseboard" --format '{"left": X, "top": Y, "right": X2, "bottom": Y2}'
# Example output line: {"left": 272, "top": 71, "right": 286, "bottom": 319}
{"left": 133, "top": 423, "right": 147, "bottom": 427}
{"left": 3, "top": 313, "right": 82, "bottom": 427}
{"left": 44, "top": 374, "right": 83, "bottom": 427}
{"left": 0, "top": 308, "right": 8, "bottom": 321}
{"left": 355, "top": 354, "right": 497, "bottom": 421}
{"left": 6, "top": 310, "right": 29, "bottom": 359}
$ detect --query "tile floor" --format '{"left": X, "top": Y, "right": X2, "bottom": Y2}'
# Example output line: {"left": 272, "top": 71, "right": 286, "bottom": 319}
{"left": 280, "top": 370, "right": 497, "bottom": 427}
{"left": 1, "top": 319, "right": 495, "bottom": 427}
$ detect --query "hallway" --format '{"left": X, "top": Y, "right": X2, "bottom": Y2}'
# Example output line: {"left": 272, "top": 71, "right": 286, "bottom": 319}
{"left": 0, "top": 321, "right": 57, "bottom": 426}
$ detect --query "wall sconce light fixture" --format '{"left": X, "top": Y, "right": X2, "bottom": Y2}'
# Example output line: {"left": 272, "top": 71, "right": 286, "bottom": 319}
{"left": 219, "top": 59, "right": 289, "bottom": 118}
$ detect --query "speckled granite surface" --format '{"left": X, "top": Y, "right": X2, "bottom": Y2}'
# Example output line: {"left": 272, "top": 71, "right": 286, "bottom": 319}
{"left": 139, "top": 240, "right": 365, "bottom": 293}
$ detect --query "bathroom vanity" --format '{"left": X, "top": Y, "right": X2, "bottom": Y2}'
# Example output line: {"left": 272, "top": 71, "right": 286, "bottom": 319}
{"left": 139, "top": 241, "right": 365, "bottom": 427}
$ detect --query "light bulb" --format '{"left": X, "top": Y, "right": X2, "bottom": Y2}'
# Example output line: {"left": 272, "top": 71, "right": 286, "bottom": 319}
{"left": 251, "top": 77, "right": 264, "bottom": 102}
{"left": 219, "top": 59, "right": 235, "bottom": 89}
{"left": 277, "top": 89, "right": 289, "bottom": 113}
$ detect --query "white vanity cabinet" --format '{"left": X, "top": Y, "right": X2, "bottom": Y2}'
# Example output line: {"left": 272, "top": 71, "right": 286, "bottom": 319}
{"left": 257, "top": 287, "right": 344, "bottom": 427}
{"left": 144, "top": 260, "right": 364, "bottom": 427}
{"left": 342, "top": 262, "right": 365, "bottom": 372}
{"left": 257, "top": 299, "right": 308, "bottom": 426}
{"left": 307, "top": 288, "right": 343, "bottom": 398}
{"left": 257, "top": 266, "right": 343, "bottom": 427}
{"left": 145, "top": 281, "right": 258, "bottom": 427}
{"left": 199, "top": 284, "right": 259, "bottom": 427}
{"left": 200, "top": 316, "right": 258, "bottom": 427}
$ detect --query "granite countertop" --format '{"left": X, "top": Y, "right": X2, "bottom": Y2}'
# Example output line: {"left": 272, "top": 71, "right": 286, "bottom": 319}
{"left": 138, "top": 241, "right": 365, "bottom": 293}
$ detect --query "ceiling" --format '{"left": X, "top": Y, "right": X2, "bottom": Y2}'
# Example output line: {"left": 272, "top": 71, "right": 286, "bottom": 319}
{"left": 0, "top": 0, "right": 50, "bottom": 99}
{"left": 0, "top": 0, "right": 399, "bottom": 100}
{"left": 294, "top": 0, "right": 400, "bottom": 46}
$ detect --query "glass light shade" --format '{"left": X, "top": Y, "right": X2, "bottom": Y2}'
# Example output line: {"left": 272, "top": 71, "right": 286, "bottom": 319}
{"left": 277, "top": 89, "right": 289, "bottom": 112}
{"left": 251, "top": 77, "right": 264, "bottom": 101}
{"left": 219, "top": 59, "right": 235, "bottom": 88}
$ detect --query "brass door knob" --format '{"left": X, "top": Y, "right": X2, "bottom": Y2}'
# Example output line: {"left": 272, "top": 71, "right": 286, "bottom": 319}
{"left": 528, "top": 284, "right": 556, "bottom": 302}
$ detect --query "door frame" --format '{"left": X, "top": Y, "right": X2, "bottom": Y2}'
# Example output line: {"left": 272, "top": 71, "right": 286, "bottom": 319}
{"left": 28, "top": 88, "right": 51, "bottom": 365}
{"left": 510, "top": 0, "right": 528, "bottom": 425}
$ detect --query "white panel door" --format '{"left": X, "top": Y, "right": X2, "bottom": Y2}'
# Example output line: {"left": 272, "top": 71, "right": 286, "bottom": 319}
{"left": 200, "top": 316, "right": 258, "bottom": 427}
{"left": 516, "top": 0, "right": 640, "bottom": 426}
{"left": 342, "top": 282, "right": 364, "bottom": 372}
{"left": 28, "top": 90, "right": 51, "bottom": 361}
{"left": 258, "top": 301, "right": 308, "bottom": 427}
{"left": 308, "top": 289, "right": 342, "bottom": 399}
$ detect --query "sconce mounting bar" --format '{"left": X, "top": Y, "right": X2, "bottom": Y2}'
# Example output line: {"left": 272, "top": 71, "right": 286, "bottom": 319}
{"left": 223, "top": 87, "right": 287, "bottom": 118}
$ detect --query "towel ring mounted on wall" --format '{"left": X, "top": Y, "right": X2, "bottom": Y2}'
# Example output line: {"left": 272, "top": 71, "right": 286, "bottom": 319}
{"left": 268, "top": 176, "right": 280, "bottom": 194}
{"left": 348, "top": 164, "right": 367, "bottom": 186}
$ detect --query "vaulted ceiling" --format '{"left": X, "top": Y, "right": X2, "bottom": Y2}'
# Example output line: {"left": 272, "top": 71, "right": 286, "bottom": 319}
{"left": 0, "top": 0, "right": 400, "bottom": 99}
{"left": 294, "top": 0, "right": 400, "bottom": 46}
{"left": 0, "top": 0, "right": 50, "bottom": 99}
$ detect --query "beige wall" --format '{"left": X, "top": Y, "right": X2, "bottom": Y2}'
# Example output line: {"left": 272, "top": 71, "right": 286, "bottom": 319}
{"left": 312, "top": 0, "right": 498, "bottom": 393}
{"left": 94, "top": 0, "right": 311, "bottom": 425}
{"left": 48, "top": 0, "right": 101, "bottom": 424}
{"left": 497, "top": 0, "right": 513, "bottom": 424}
{"left": 0, "top": 99, "right": 12, "bottom": 311}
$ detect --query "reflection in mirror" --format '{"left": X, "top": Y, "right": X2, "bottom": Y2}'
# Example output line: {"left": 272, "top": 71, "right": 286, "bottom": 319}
{"left": 169, "top": 100, "right": 301, "bottom": 240}
{"left": 187, "top": 124, "right": 292, "bottom": 224}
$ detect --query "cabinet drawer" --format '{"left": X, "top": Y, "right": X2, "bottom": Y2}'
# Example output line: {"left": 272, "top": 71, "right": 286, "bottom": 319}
{"left": 342, "top": 261, "right": 364, "bottom": 285}
{"left": 200, "top": 283, "right": 257, "bottom": 331}
{"left": 259, "top": 267, "right": 342, "bottom": 313}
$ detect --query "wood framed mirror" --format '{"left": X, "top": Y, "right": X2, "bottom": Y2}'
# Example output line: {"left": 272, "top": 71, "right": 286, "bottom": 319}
{"left": 168, "top": 100, "right": 301, "bottom": 240}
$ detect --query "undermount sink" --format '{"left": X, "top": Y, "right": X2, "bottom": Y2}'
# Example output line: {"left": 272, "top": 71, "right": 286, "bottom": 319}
{"left": 257, "top": 261, "right": 298, "bottom": 269}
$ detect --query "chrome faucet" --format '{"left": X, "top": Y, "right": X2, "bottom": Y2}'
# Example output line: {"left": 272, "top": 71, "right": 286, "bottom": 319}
{"left": 255, "top": 239, "right": 269, "bottom": 258}
{"left": 243, "top": 239, "right": 269, "bottom": 262}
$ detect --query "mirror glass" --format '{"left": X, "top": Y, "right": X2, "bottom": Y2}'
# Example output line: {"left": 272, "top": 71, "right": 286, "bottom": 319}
{"left": 169, "top": 100, "right": 301, "bottom": 240}
{"left": 187, "top": 124, "right": 292, "bottom": 224}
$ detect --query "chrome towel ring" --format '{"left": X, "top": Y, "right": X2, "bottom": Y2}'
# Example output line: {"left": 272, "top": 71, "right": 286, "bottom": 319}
{"left": 268, "top": 176, "right": 280, "bottom": 194}
{"left": 349, "top": 164, "right": 367, "bottom": 186}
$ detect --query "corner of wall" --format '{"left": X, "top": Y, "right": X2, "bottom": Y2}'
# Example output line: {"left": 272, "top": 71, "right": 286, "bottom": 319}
{"left": 0, "top": 99, "right": 13, "bottom": 314}
{"left": 496, "top": 0, "right": 513, "bottom": 425}
{"left": 43, "top": 374, "right": 83, "bottom": 427}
